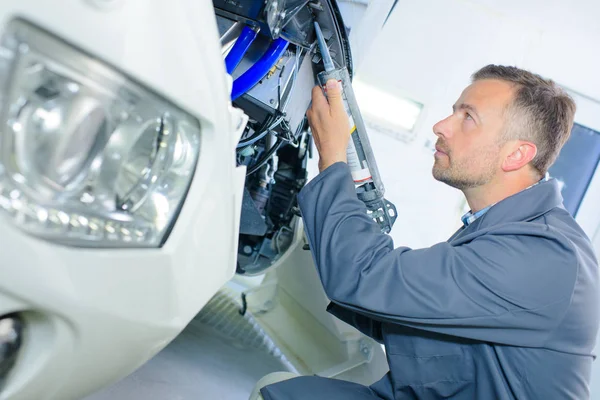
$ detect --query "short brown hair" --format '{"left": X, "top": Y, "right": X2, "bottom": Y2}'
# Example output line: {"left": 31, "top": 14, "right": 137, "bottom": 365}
{"left": 472, "top": 65, "right": 576, "bottom": 175}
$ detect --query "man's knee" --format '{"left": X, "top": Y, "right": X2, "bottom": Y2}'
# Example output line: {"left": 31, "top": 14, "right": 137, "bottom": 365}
{"left": 248, "top": 372, "right": 300, "bottom": 400}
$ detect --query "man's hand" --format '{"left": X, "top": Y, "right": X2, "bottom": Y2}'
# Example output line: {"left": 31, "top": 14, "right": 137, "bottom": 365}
{"left": 306, "top": 79, "right": 351, "bottom": 172}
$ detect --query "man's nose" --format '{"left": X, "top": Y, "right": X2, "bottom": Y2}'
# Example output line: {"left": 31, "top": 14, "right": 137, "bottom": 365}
{"left": 433, "top": 115, "right": 453, "bottom": 139}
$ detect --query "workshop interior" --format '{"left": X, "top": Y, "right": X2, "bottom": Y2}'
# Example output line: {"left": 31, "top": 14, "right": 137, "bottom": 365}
{"left": 0, "top": 0, "right": 599, "bottom": 399}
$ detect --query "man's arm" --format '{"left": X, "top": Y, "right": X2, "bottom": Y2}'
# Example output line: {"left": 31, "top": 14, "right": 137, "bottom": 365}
{"left": 326, "top": 303, "right": 384, "bottom": 343}
{"left": 298, "top": 162, "right": 578, "bottom": 347}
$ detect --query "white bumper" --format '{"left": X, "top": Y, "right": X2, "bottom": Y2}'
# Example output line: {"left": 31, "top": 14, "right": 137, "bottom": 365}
{"left": 0, "top": 0, "right": 242, "bottom": 399}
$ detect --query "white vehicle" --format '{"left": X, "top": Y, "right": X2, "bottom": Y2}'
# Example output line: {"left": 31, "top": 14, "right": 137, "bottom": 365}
{"left": 0, "top": 1, "right": 396, "bottom": 399}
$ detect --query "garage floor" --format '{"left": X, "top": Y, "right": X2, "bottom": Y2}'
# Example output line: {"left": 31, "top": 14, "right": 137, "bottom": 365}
{"left": 85, "top": 289, "right": 293, "bottom": 400}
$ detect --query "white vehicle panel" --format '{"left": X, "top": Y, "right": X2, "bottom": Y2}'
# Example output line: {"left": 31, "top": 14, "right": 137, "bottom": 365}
{"left": 0, "top": 1, "right": 239, "bottom": 399}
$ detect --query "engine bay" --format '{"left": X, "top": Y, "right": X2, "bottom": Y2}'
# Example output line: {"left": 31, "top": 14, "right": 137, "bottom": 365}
{"left": 213, "top": 0, "right": 352, "bottom": 275}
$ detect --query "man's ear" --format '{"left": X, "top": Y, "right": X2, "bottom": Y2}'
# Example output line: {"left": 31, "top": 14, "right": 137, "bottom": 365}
{"left": 502, "top": 141, "right": 537, "bottom": 172}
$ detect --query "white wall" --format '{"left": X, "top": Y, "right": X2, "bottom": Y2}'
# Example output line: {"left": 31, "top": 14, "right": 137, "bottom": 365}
{"left": 348, "top": 0, "right": 600, "bottom": 396}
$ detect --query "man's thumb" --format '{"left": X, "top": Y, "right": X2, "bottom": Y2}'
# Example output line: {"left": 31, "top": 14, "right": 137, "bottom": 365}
{"left": 326, "top": 79, "right": 345, "bottom": 113}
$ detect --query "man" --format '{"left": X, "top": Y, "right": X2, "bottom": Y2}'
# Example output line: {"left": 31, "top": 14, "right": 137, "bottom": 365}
{"left": 258, "top": 65, "right": 600, "bottom": 399}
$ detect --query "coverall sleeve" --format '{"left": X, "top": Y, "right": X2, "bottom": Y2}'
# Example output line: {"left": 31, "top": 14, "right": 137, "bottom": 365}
{"left": 297, "top": 162, "right": 579, "bottom": 346}
{"left": 326, "top": 303, "right": 384, "bottom": 343}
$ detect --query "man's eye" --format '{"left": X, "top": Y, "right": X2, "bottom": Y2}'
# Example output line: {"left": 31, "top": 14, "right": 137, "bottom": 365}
{"left": 465, "top": 113, "right": 473, "bottom": 120}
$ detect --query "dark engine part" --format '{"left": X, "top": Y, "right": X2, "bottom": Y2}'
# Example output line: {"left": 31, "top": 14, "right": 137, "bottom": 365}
{"left": 215, "top": 0, "right": 352, "bottom": 275}
{"left": 237, "top": 138, "right": 308, "bottom": 275}
{"left": 240, "top": 188, "right": 268, "bottom": 236}
{"left": 213, "top": 0, "right": 286, "bottom": 40}
{"left": 230, "top": 33, "right": 313, "bottom": 138}
{"left": 214, "top": 0, "right": 350, "bottom": 54}
{"left": 217, "top": 0, "right": 352, "bottom": 138}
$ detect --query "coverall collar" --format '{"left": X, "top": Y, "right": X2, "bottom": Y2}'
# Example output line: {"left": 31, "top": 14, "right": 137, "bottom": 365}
{"left": 450, "top": 178, "right": 564, "bottom": 241}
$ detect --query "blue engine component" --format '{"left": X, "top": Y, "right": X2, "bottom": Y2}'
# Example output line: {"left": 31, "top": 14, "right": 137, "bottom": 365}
{"left": 224, "top": 26, "right": 258, "bottom": 75}
{"left": 229, "top": 34, "right": 289, "bottom": 101}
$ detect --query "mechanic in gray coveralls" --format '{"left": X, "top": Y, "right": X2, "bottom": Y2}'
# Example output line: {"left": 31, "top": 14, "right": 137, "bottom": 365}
{"left": 255, "top": 65, "right": 600, "bottom": 399}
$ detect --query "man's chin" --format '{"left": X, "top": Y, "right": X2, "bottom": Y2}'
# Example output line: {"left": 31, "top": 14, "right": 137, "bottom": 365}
{"left": 432, "top": 174, "right": 451, "bottom": 186}
{"left": 432, "top": 169, "right": 464, "bottom": 189}
{"left": 431, "top": 166, "right": 447, "bottom": 182}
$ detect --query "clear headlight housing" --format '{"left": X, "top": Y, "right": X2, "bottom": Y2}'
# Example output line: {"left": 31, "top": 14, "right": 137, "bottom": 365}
{"left": 0, "top": 20, "right": 201, "bottom": 247}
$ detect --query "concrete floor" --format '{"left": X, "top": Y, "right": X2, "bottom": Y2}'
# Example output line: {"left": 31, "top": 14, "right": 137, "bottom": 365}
{"left": 85, "top": 291, "right": 292, "bottom": 400}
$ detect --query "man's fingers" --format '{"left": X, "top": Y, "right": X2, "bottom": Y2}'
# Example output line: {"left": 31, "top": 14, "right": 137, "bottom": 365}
{"left": 306, "top": 108, "right": 318, "bottom": 136}
{"left": 324, "top": 79, "right": 345, "bottom": 116}
{"left": 306, "top": 107, "right": 315, "bottom": 128}
{"left": 307, "top": 114, "right": 321, "bottom": 151}
{"left": 309, "top": 81, "right": 345, "bottom": 119}
{"left": 311, "top": 85, "right": 327, "bottom": 107}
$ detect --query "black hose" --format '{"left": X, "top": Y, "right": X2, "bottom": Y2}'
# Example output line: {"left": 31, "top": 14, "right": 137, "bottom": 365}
{"left": 236, "top": 112, "right": 280, "bottom": 149}
{"left": 237, "top": 129, "right": 271, "bottom": 148}
{"left": 246, "top": 139, "right": 284, "bottom": 176}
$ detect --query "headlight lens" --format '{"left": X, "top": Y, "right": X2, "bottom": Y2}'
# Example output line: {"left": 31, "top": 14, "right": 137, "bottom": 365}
{"left": 0, "top": 20, "right": 201, "bottom": 247}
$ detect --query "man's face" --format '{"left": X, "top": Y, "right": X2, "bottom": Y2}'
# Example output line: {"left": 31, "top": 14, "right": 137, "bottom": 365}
{"left": 432, "top": 79, "right": 515, "bottom": 190}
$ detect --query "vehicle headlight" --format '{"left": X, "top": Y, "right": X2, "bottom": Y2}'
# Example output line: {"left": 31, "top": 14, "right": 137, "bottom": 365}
{"left": 0, "top": 20, "right": 201, "bottom": 247}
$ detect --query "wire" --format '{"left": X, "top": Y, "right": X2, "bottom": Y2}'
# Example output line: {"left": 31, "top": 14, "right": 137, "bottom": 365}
{"left": 239, "top": 46, "right": 303, "bottom": 173}
{"left": 236, "top": 114, "right": 274, "bottom": 148}
{"left": 237, "top": 129, "right": 271, "bottom": 149}
{"left": 265, "top": 115, "right": 286, "bottom": 132}
{"left": 282, "top": 48, "right": 302, "bottom": 111}
{"left": 278, "top": 64, "right": 286, "bottom": 112}
{"left": 237, "top": 47, "right": 302, "bottom": 150}
{"left": 246, "top": 139, "right": 284, "bottom": 176}
{"left": 236, "top": 115, "right": 285, "bottom": 149}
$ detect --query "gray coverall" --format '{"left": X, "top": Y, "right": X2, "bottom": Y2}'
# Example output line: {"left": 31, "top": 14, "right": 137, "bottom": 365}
{"left": 260, "top": 162, "right": 599, "bottom": 399}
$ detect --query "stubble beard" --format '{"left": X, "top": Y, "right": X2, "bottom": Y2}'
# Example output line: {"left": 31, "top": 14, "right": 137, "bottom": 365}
{"left": 432, "top": 152, "right": 498, "bottom": 190}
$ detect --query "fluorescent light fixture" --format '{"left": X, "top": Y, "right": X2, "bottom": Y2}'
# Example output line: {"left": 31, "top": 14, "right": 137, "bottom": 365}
{"left": 353, "top": 79, "right": 422, "bottom": 132}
